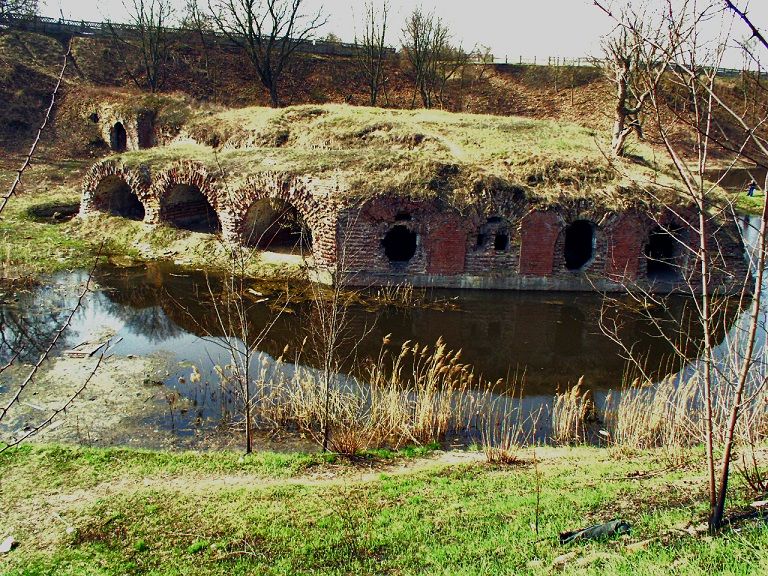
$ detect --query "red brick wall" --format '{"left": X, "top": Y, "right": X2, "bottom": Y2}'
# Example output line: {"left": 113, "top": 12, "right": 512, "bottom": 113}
{"left": 80, "top": 160, "right": 747, "bottom": 293}
{"left": 519, "top": 211, "right": 561, "bottom": 276}
{"left": 605, "top": 212, "right": 644, "bottom": 281}
{"left": 425, "top": 218, "right": 467, "bottom": 275}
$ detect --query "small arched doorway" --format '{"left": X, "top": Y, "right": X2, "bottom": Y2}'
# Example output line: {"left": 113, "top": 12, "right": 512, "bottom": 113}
{"left": 645, "top": 224, "right": 684, "bottom": 280}
{"left": 110, "top": 122, "right": 127, "bottom": 152}
{"left": 161, "top": 184, "right": 220, "bottom": 233}
{"left": 383, "top": 225, "right": 417, "bottom": 263}
{"left": 241, "top": 199, "right": 312, "bottom": 253}
{"left": 93, "top": 175, "right": 145, "bottom": 220}
{"left": 137, "top": 112, "right": 155, "bottom": 149}
{"left": 563, "top": 220, "right": 595, "bottom": 270}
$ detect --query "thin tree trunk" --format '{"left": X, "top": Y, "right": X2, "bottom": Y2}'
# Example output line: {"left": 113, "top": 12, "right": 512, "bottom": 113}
{"left": 711, "top": 177, "right": 768, "bottom": 529}
{"left": 698, "top": 208, "right": 718, "bottom": 533}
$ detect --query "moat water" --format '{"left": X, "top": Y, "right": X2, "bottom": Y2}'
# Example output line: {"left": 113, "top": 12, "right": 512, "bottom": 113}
{"left": 0, "top": 214, "right": 763, "bottom": 449}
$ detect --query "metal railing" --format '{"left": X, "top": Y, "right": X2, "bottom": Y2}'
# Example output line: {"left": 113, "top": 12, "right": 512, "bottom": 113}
{"left": 0, "top": 12, "right": 747, "bottom": 75}
{"left": 0, "top": 12, "right": 396, "bottom": 57}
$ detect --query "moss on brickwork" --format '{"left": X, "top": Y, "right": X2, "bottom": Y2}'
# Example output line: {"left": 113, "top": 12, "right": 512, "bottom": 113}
{"left": 107, "top": 103, "right": 693, "bottom": 212}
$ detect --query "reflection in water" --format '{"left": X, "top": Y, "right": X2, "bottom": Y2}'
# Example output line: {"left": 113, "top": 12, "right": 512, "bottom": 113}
{"left": 1, "top": 262, "right": 737, "bottom": 393}
{"left": 0, "top": 260, "right": 749, "bottom": 447}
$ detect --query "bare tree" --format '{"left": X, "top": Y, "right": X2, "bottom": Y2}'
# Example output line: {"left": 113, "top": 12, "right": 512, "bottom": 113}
{"left": 0, "top": 41, "right": 114, "bottom": 452}
{"left": 208, "top": 0, "right": 326, "bottom": 107}
{"left": 108, "top": 0, "right": 175, "bottom": 93}
{"left": 181, "top": 0, "right": 217, "bottom": 91}
{"left": 599, "top": 5, "right": 664, "bottom": 157}
{"left": 401, "top": 7, "right": 466, "bottom": 109}
{"left": 355, "top": 0, "right": 389, "bottom": 107}
{"left": 0, "top": 0, "right": 38, "bottom": 16}
{"left": 596, "top": 0, "right": 768, "bottom": 534}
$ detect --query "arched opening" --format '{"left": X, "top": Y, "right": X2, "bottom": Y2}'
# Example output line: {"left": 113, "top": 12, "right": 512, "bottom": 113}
{"left": 645, "top": 225, "right": 683, "bottom": 280}
{"left": 137, "top": 112, "right": 155, "bottom": 149}
{"left": 110, "top": 122, "right": 127, "bottom": 152}
{"left": 93, "top": 175, "right": 145, "bottom": 220}
{"left": 162, "top": 184, "right": 220, "bottom": 233}
{"left": 494, "top": 233, "right": 509, "bottom": 251}
{"left": 242, "top": 199, "right": 312, "bottom": 253}
{"left": 564, "top": 220, "right": 594, "bottom": 270}
{"left": 383, "top": 225, "right": 417, "bottom": 263}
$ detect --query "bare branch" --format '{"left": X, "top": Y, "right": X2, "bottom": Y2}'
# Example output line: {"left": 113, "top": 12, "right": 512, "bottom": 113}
{"left": 0, "top": 40, "right": 70, "bottom": 216}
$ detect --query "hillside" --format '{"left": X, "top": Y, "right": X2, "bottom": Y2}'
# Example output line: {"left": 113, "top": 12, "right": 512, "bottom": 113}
{"left": 0, "top": 29, "right": 615, "bottom": 156}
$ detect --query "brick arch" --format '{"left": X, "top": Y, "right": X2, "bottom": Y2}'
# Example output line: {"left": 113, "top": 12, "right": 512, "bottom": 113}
{"left": 529, "top": 200, "right": 611, "bottom": 275}
{"left": 220, "top": 173, "right": 338, "bottom": 266}
{"left": 150, "top": 161, "right": 222, "bottom": 229}
{"left": 80, "top": 160, "right": 151, "bottom": 220}
{"left": 464, "top": 191, "right": 530, "bottom": 275}
{"left": 641, "top": 207, "right": 698, "bottom": 283}
{"left": 551, "top": 205, "right": 615, "bottom": 274}
{"left": 339, "top": 195, "right": 470, "bottom": 277}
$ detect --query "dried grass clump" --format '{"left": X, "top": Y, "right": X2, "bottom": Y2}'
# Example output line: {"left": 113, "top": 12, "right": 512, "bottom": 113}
{"left": 602, "top": 376, "right": 701, "bottom": 449}
{"left": 479, "top": 391, "right": 541, "bottom": 464}
{"left": 215, "top": 337, "right": 500, "bottom": 455}
{"left": 551, "top": 377, "right": 598, "bottom": 444}
{"left": 373, "top": 282, "right": 425, "bottom": 308}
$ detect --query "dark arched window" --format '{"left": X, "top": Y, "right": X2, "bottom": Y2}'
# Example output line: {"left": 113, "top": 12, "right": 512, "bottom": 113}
{"left": 383, "top": 225, "right": 417, "bottom": 262}
{"left": 564, "top": 220, "right": 594, "bottom": 270}
{"left": 110, "top": 122, "right": 127, "bottom": 152}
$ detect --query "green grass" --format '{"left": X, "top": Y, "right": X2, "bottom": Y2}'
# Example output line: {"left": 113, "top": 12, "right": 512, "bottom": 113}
{"left": 1, "top": 444, "right": 766, "bottom": 575}
{"left": 734, "top": 190, "right": 765, "bottom": 215}
{"left": 0, "top": 185, "right": 92, "bottom": 273}
{"left": 117, "top": 103, "right": 685, "bottom": 211}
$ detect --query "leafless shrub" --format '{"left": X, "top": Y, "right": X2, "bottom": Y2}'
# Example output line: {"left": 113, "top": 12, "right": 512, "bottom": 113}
{"left": 736, "top": 450, "right": 768, "bottom": 497}
{"left": 596, "top": 0, "right": 768, "bottom": 532}
{"left": 480, "top": 394, "right": 539, "bottom": 465}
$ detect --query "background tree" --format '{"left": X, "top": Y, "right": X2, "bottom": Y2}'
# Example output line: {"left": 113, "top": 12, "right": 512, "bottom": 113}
{"left": 599, "top": 6, "right": 664, "bottom": 157}
{"left": 400, "top": 7, "right": 466, "bottom": 109}
{"left": 108, "top": 0, "right": 175, "bottom": 93}
{"left": 597, "top": 0, "right": 768, "bottom": 534}
{"left": 209, "top": 0, "right": 326, "bottom": 107}
{"left": 355, "top": 0, "right": 389, "bottom": 107}
{"left": 323, "top": 32, "right": 341, "bottom": 43}
{"left": 0, "top": 0, "right": 38, "bottom": 16}
{"left": 180, "top": 0, "right": 216, "bottom": 92}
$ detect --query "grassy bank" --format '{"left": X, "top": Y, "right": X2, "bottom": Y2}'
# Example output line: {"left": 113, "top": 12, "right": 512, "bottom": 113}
{"left": 1, "top": 443, "right": 766, "bottom": 575}
{"left": 0, "top": 159, "right": 307, "bottom": 277}
{"left": 735, "top": 190, "right": 766, "bottom": 216}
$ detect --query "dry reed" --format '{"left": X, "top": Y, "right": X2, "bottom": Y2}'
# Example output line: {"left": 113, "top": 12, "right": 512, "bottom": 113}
{"left": 210, "top": 340, "right": 768, "bottom": 455}
{"left": 213, "top": 336, "right": 508, "bottom": 454}
{"left": 551, "top": 377, "right": 598, "bottom": 444}
{"left": 480, "top": 394, "right": 540, "bottom": 464}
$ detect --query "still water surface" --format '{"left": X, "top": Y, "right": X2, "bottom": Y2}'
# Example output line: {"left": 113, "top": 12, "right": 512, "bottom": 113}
{"left": 0, "top": 214, "right": 761, "bottom": 448}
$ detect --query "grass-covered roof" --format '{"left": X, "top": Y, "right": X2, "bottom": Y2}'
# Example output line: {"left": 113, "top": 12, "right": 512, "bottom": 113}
{"left": 115, "top": 103, "right": 688, "bottom": 211}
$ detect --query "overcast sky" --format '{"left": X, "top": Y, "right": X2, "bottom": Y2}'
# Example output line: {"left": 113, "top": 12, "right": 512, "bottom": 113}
{"left": 40, "top": 1, "right": 768, "bottom": 67}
